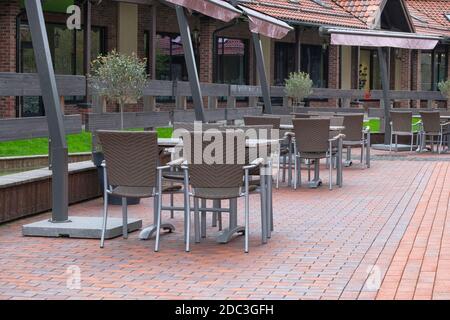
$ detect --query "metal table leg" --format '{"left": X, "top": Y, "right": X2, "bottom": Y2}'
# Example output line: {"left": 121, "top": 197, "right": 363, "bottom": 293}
{"left": 139, "top": 196, "right": 176, "bottom": 240}
{"left": 216, "top": 198, "right": 244, "bottom": 243}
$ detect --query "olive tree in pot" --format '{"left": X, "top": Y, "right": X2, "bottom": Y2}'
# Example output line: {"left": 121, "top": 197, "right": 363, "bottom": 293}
{"left": 438, "top": 79, "right": 450, "bottom": 100}
{"left": 89, "top": 50, "right": 148, "bottom": 205}
{"left": 284, "top": 72, "right": 313, "bottom": 113}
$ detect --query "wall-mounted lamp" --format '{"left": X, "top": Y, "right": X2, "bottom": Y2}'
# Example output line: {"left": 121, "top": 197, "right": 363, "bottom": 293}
{"left": 192, "top": 27, "right": 200, "bottom": 46}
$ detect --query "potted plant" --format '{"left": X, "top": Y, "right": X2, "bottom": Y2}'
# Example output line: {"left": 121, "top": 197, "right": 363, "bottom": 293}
{"left": 89, "top": 50, "right": 147, "bottom": 130}
{"left": 284, "top": 72, "right": 313, "bottom": 113}
{"left": 438, "top": 79, "right": 450, "bottom": 99}
{"left": 89, "top": 50, "right": 147, "bottom": 205}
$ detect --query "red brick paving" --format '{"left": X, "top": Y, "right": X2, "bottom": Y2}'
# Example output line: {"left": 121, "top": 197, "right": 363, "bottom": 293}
{"left": 0, "top": 151, "right": 449, "bottom": 300}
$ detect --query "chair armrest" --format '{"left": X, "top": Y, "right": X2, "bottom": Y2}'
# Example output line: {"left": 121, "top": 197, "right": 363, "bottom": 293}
{"left": 243, "top": 157, "right": 265, "bottom": 170}
{"left": 363, "top": 126, "right": 371, "bottom": 134}
{"left": 285, "top": 131, "right": 295, "bottom": 138}
{"left": 167, "top": 158, "right": 186, "bottom": 167}
{"left": 329, "top": 133, "right": 346, "bottom": 142}
{"left": 440, "top": 121, "right": 450, "bottom": 127}
{"left": 101, "top": 160, "right": 106, "bottom": 168}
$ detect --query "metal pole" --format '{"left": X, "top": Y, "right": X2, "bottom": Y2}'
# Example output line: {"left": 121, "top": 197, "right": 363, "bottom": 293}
{"left": 252, "top": 33, "right": 272, "bottom": 114}
{"left": 378, "top": 47, "right": 391, "bottom": 145}
{"left": 83, "top": 0, "right": 92, "bottom": 105}
{"left": 175, "top": 5, "right": 205, "bottom": 122}
{"left": 25, "top": 0, "right": 69, "bottom": 222}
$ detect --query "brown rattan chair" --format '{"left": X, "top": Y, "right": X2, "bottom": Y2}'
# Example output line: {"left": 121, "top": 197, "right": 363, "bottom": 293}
{"left": 389, "top": 111, "right": 419, "bottom": 152}
{"left": 161, "top": 130, "right": 265, "bottom": 253}
{"left": 292, "top": 118, "right": 344, "bottom": 190}
{"left": 244, "top": 116, "right": 287, "bottom": 189}
{"left": 336, "top": 113, "right": 371, "bottom": 168}
{"left": 419, "top": 111, "right": 450, "bottom": 154}
{"left": 97, "top": 131, "right": 182, "bottom": 250}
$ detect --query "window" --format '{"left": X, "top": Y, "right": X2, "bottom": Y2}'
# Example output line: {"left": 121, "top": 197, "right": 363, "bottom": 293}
{"left": 214, "top": 37, "right": 249, "bottom": 85}
{"left": 274, "top": 42, "right": 296, "bottom": 86}
{"left": 155, "top": 33, "right": 188, "bottom": 81}
{"left": 421, "top": 49, "right": 448, "bottom": 91}
{"left": 359, "top": 49, "right": 381, "bottom": 90}
{"left": 301, "top": 44, "right": 328, "bottom": 88}
{"left": 17, "top": 21, "right": 106, "bottom": 117}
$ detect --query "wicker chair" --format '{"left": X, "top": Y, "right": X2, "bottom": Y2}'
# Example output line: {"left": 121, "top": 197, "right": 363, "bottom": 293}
{"left": 419, "top": 111, "right": 450, "bottom": 154}
{"left": 163, "top": 130, "right": 265, "bottom": 253}
{"left": 244, "top": 116, "right": 287, "bottom": 189}
{"left": 291, "top": 118, "right": 344, "bottom": 190}
{"left": 336, "top": 113, "right": 371, "bottom": 168}
{"left": 97, "top": 131, "right": 182, "bottom": 250}
{"left": 390, "top": 111, "right": 419, "bottom": 152}
{"left": 169, "top": 122, "right": 225, "bottom": 229}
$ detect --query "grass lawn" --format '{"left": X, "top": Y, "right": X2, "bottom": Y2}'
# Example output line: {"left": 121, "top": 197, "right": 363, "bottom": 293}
{"left": 0, "top": 127, "right": 174, "bottom": 157}
{"left": 0, "top": 118, "right": 422, "bottom": 157}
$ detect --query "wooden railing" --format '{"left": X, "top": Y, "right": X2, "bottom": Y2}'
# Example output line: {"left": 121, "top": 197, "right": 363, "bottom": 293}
{"left": 0, "top": 72, "right": 448, "bottom": 144}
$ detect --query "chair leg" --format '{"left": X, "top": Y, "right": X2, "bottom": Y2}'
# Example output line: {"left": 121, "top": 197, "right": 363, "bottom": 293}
{"left": 395, "top": 135, "right": 398, "bottom": 152}
{"left": 259, "top": 173, "right": 267, "bottom": 244}
{"left": 201, "top": 200, "right": 207, "bottom": 239}
{"left": 329, "top": 156, "right": 333, "bottom": 191}
{"left": 281, "top": 154, "right": 287, "bottom": 183}
{"left": 439, "top": 133, "right": 443, "bottom": 154}
{"left": 293, "top": 155, "right": 298, "bottom": 190}
{"left": 122, "top": 197, "right": 128, "bottom": 239}
{"left": 390, "top": 132, "right": 393, "bottom": 152}
{"left": 183, "top": 169, "right": 190, "bottom": 252}
{"left": 298, "top": 158, "right": 302, "bottom": 188}
{"left": 170, "top": 193, "right": 174, "bottom": 219}
{"left": 244, "top": 177, "right": 250, "bottom": 253}
{"left": 410, "top": 134, "right": 413, "bottom": 152}
{"left": 194, "top": 198, "right": 200, "bottom": 243}
{"left": 100, "top": 190, "right": 108, "bottom": 248}
{"left": 154, "top": 177, "right": 164, "bottom": 252}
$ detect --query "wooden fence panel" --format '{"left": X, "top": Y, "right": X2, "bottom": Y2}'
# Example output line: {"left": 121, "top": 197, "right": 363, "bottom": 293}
{"left": 0, "top": 115, "right": 82, "bottom": 142}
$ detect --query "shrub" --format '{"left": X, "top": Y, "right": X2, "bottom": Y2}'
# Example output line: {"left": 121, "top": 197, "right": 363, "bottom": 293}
{"left": 284, "top": 72, "right": 313, "bottom": 106}
{"left": 89, "top": 50, "right": 147, "bottom": 129}
{"left": 438, "top": 80, "right": 450, "bottom": 98}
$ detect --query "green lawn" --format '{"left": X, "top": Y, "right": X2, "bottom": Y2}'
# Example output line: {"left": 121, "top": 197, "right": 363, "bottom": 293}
{"left": 0, "top": 118, "right": 422, "bottom": 157}
{"left": 0, "top": 127, "right": 174, "bottom": 157}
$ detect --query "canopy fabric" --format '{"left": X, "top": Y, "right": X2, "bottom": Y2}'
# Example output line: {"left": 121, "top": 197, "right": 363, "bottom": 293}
{"left": 164, "top": 0, "right": 241, "bottom": 22}
{"left": 328, "top": 28, "right": 440, "bottom": 50}
{"left": 238, "top": 5, "right": 293, "bottom": 39}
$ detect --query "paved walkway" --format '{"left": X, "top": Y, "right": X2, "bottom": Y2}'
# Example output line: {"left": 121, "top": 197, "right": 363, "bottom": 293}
{"left": 0, "top": 151, "right": 449, "bottom": 300}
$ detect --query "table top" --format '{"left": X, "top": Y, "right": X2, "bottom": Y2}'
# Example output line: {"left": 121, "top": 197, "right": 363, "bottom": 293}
{"left": 158, "top": 138, "right": 282, "bottom": 148}
{"left": 280, "top": 124, "right": 345, "bottom": 131}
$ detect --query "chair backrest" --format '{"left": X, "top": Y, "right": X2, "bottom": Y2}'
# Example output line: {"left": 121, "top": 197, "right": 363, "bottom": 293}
{"left": 223, "top": 125, "right": 274, "bottom": 139}
{"left": 244, "top": 116, "right": 281, "bottom": 130}
{"left": 420, "top": 111, "right": 441, "bottom": 133}
{"left": 390, "top": 111, "right": 412, "bottom": 133}
{"left": 185, "top": 130, "right": 245, "bottom": 191}
{"left": 97, "top": 131, "right": 158, "bottom": 188}
{"left": 340, "top": 114, "right": 364, "bottom": 141}
{"left": 313, "top": 116, "right": 344, "bottom": 127}
{"left": 292, "top": 113, "right": 311, "bottom": 119}
{"left": 308, "top": 111, "right": 336, "bottom": 117}
{"left": 292, "top": 118, "right": 330, "bottom": 154}
{"left": 173, "top": 122, "right": 223, "bottom": 133}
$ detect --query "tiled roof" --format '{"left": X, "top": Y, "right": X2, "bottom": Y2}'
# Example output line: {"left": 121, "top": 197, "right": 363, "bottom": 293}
{"left": 238, "top": 0, "right": 367, "bottom": 28}
{"left": 334, "top": 0, "right": 385, "bottom": 28}
{"left": 405, "top": 0, "right": 450, "bottom": 36}
{"left": 237, "top": 0, "right": 449, "bottom": 38}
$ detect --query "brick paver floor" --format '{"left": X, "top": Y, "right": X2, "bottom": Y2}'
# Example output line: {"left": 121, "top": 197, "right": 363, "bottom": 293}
{"left": 0, "top": 150, "right": 449, "bottom": 300}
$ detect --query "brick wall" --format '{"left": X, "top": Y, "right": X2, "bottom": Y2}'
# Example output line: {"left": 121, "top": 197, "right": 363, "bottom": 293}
{"left": 0, "top": 0, "right": 21, "bottom": 118}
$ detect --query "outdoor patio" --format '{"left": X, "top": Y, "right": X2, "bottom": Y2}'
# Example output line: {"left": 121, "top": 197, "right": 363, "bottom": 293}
{"left": 1, "top": 150, "right": 449, "bottom": 300}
